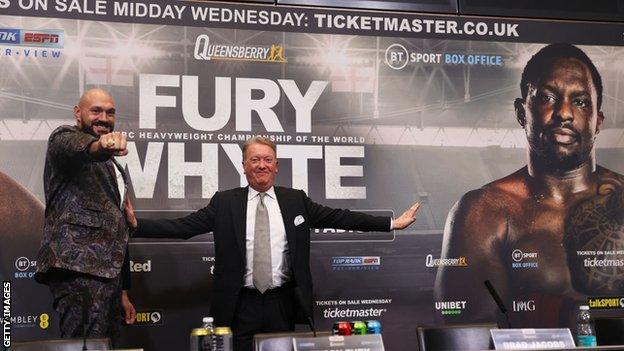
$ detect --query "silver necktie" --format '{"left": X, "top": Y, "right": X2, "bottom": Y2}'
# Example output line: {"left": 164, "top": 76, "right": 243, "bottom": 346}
{"left": 253, "top": 193, "right": 272, "bottom": 293}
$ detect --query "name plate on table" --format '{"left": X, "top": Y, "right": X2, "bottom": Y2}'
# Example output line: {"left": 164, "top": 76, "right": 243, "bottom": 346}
{"left": 491, "top": 329, "right": 575, "bottom": 350}
{"left": 293, "top": 334, "right": 385, "bottom": 351}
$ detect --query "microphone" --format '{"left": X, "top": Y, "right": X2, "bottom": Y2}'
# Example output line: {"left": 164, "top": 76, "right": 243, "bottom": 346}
{"left": 294, "top": 287, "right": 316, "bottom": 337}
{"left": 81, "top": 288, "right": 92, "bottom": 351}
{"left": 484, "top": 280, "right": 512, "bottom": 328}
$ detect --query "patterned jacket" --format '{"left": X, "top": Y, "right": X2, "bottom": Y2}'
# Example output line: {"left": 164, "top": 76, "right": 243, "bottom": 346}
{"left": 36, "top": 125, "right": 130, "bottom": 282}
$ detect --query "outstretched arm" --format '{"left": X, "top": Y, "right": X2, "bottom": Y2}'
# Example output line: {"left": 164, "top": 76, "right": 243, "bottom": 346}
{"left": 48, "top": 127, "right": 128, "bottom": 166}
{"left": 392, "top": 202, "right": 421, "bottom": 230}
{"left": 132, "top": 192, "right": 220, "bottom": 240}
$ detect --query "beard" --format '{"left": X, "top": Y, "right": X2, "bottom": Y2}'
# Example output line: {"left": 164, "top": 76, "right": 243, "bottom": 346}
{"left": 80, "top": 119, "right": 113, "bottom": 137}
{"left": 527, "top": 127, "right": 594, "bottom": 172}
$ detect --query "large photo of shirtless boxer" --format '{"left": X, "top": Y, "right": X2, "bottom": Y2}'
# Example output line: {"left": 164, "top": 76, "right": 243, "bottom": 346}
{"left": 435, "top": 43, "right": 624, "bottom": 328}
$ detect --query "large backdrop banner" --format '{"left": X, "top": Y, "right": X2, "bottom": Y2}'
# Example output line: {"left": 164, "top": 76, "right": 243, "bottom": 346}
{"left": 1, "top": 1, "right": 624, "bottom": 350}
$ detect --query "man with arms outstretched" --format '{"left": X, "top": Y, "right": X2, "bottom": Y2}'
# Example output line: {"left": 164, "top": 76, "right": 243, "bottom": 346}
{"left": 131, "top": 136, "right": 421, "bottom": 351}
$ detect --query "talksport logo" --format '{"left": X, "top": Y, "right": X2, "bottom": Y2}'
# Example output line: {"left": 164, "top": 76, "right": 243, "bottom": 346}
{"left": 588, "top": 297, "right": 624, "bottom": 309}
{"left": 0, "top": 28, "right": 64, "bottom": 48}
{"left": 331, "top": 256, "right": 380, "bottom": 271}
{"left": 194, "top": 34, "right": 287, "bottom": 63}
{"left": 434, "top": 300, "right": 467, "bottom": 316}
{"left": 134, "top": 311, "right": 163, "bottom": 326}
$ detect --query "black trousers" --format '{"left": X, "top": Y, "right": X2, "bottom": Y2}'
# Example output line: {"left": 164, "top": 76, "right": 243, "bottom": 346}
{"left": 232, "top": 284, "right": 296, "bottom": 351}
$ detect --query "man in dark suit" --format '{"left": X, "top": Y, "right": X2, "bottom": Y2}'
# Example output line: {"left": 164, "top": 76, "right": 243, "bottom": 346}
{"left": 35, "top": 89, "right": 136, "bottom": 342}
{"left": 132, "top": 136, "right": 420, "bottom": 351}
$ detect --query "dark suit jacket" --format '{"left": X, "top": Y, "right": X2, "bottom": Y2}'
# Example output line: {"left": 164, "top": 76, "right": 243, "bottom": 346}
{"left": 135, "top": 186, "right": 391, "bottom": 326}
{"left": 36, "top": 125, "right": 131, "bottom": 285}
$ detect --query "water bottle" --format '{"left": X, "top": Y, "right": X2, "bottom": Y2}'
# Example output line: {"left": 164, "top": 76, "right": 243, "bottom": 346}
{"left": 576, "top": 305, "right": 597, "bottom": 346}
{"left": 201, "top": 317, "right": 216, "bottom": 351}
{"left": 202, "top": 317, "right": 215, "bottom": 332}
{"left": 190, "top": 317, "right": 215, "bottom": 351}
{"left": 214, "top": 327, "right": 233, "bottom": 351}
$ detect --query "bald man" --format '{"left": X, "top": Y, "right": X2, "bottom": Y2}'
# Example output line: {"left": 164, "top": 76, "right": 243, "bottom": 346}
{"left": 35, "top": 89, "right": 136, "bottom": 342}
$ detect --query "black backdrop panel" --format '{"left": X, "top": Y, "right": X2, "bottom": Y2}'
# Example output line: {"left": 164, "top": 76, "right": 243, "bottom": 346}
{"left": 460, "top": 0, "right": 624, "bottom": 22}
{"left": 276, "top": 0, "right": 458, "bottom": 13}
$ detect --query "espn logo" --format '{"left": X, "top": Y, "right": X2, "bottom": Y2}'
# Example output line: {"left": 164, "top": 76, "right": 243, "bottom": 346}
{"left": 0, "top": 28, "right": 63, "bottom": 48}
{"left": 24, "top": 33, "right": 59, "bottom": 44}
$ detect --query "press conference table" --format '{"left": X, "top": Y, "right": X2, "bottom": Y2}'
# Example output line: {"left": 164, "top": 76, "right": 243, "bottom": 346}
{"left": 477, "top": 347, "right": 624, "bottom": 351}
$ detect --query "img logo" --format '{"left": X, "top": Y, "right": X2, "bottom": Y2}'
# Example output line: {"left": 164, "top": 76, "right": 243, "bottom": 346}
{"left": 512, "top": 300, "right": 536, "bottom": 312}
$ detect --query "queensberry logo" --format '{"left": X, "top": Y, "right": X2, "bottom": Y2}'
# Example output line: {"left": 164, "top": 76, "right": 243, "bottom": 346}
{"left": 0, "top": 29, "right": 64, "bottom": 48}
{"left": 0, "top": 29, "right": 20, "bottom": 44}
{"left": 331, "top": 256, "right": 380, "bottom": 271}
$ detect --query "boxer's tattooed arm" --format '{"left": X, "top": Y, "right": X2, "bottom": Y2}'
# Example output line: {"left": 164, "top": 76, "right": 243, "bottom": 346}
{"left": 564, "top": 173, "right": 624, "bottom": 294}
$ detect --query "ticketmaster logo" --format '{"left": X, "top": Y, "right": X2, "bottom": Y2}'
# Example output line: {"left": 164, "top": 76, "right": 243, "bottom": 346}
{"left": 584, "top": 258, "right": 624, "bottom": 267}
{"left": 322, "top": 307, "right": 386, "bottom": 319}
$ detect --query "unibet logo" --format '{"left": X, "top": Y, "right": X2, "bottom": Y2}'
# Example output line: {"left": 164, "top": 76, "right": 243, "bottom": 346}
{"left": 434, "top": 301, "right": 467, "bottom": 315}
{"left": 39, "top": 313, "right": 49, "bottom": 329}
{"left": 130, "top": 260, "right": 151, "bottom": 273}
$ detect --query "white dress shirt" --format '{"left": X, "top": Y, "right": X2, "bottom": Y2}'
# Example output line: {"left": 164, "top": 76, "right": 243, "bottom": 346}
{"left": 112, "top": 158, "right": 126, "bottom": 209}
{"left": 244, "top": 186, "right": 290, "bottom": 289}
{"left": 113, "top": 161, "right": 126, "bottom": 210}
